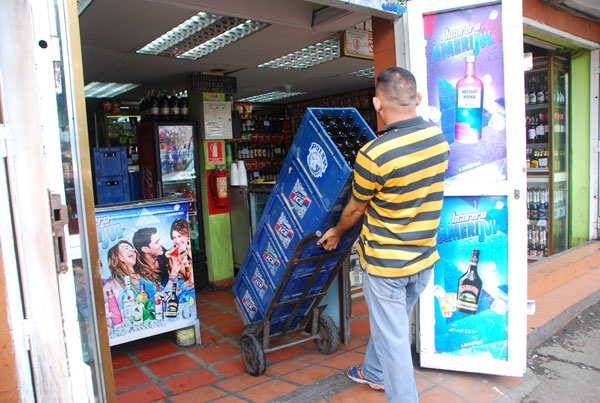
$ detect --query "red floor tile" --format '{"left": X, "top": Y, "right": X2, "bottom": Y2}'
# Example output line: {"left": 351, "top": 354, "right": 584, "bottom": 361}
{"left": 295, "top": 348, "right": 341, "bottom": 363}
{"left": 419, "top": 386, "right": 467, "bottom": 403}
{"left": 193, "top": 341, "right": 240, "bottom": 364}
{"left": 280, "top": 364, "right": 339, "bottom": 385}
{"left": 111, "top": 351, "right": 134, "bottom": 370}
{"left": 443, "top": 374, "right": 508, "bottom": 403}
{"left": 213, "top": 357, "right": 246, "bottom": 377}
{"left": 163, "top": 369, "right": 220, "bottom": 394}
{"left": 489, "top": 374, "right": 525, "bottom": 389}
{"left": 217, "top": 298, "right": 238, "bottom": 310}
{"left": 196, "top": 303, "right": 222, "bottom": 316}
{"left": 415, "top": 373, "right": 435, "bottom": 393}
{"left": 352, "top": 300, "right": 369, "bottom": 317}
{"left": 210, "top": 396, "right": 247, "bottom": 403}
{"left": 329, "top": 384, "right": 387, "bottom": 402}
{"left": 115, "top": 384, "right": 166, "bottom": 403}
{"left": 350, "top": 319, "right": 371, "bottom": 338}
{"left": 266, "top": 359, "right": 309, "bottom": 376}
{"left": 168, "top": 385, "right": 227, "bottom": 403}
{"left": 133, "top": 341, "right": 179, "bottom": 363}
{"left": 200, "top": 290, "right": 233, "bottom": 302}
{"left": 338, "top": 336, "right": 369, "bottom": 351}
{"left": 200, "top": 328, "right": 221, "bottom": 344}
{"left": 414, "top": 367, "right": 456, "bottom": 384}
{"left": 214, "top": 320, "right": 244, "bottom": 338}
{"left": 215, "top": 373, "right": 269, "bottom": 392}
{"left": 114, "top": 367, "right": 151, "bottom": 392}
{"left": 319, "top": 351, "right": 364, "bottom": 370}
{"left": 266, "top": 344, "right": 309, "bottom": 362}
{"left": 238, "top": 379, "right": 299, "bottom": 403}
{"left": 146, "top": 354, "right": 200, "bottom": 379}
{"left": 198, "top": 312, "right": 238, "bottom": 327}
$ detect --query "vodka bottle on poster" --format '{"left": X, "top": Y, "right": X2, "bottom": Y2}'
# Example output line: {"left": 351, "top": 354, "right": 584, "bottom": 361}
{"left": 454, "top": 55, "right": 484, "bottom": 143}
{"left": 154, "top": 284, "right": 164, "bottom": 321}
{"left": 121, "top": 276, "right": 137, "bottom": 323}
{"left": 456, "top": 249, "right": 483, "bottom": 315}
{"left": 106, "top": 289, "right": 122, "bottom": 326}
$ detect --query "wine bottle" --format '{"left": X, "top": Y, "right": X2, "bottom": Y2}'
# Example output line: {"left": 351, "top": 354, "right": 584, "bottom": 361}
{"left": 456, "top": 249, "right": 483, "bottom": 315}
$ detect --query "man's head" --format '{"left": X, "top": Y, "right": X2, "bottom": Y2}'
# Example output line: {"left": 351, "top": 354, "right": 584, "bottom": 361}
{"left": 373, "top": 67, "right": 421, "bottom": 125}
{"left": 132, "top": 227, "right": 163, "bottom": 258}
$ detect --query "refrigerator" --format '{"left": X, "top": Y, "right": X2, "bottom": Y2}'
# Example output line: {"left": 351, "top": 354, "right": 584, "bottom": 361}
{"left": 138, "top": 121, "right": 208, "bottom": 288}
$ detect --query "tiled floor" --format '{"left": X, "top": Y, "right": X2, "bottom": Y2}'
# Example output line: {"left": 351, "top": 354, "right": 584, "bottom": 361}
{"left": 112, "top": 288, "right": 526, "bottom": 403}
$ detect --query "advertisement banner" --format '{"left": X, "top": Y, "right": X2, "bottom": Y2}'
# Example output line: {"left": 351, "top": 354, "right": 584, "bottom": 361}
{"left": 158, "top": 124, "right": 196, "bottom": 182}
{"left": 424, "top": 4, "right": 506, "bottom": 182}
{"left": 434, "top": 195, "right": 508, "bottom": 359}
{"left": 333, "top": 0, "right": 406, "bottom": 14}
{"left": 96, "top": 201, "right": 198, "bottom": 345}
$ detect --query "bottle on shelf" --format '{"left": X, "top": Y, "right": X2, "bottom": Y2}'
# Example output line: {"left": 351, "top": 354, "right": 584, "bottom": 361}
{"left": 180, "top": 91, "right": 189, "bottom": 121}
{"left": 159, "top": 91, "right": 170, "bottom": 120}
{"left": 169, "top": 91, "right": 180, "bottom": 120}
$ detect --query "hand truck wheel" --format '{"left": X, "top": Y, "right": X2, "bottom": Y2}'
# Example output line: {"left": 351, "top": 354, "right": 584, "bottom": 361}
{"left": 240, "top": 334, "right": 266, "bottom": 376}
{"left": 314, "top": 314, "right": 339, "bottom": 354}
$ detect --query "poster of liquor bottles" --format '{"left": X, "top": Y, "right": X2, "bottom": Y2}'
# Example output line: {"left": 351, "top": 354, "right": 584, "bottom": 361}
{"left": 422, "top": 3, "right": 507, "bottom": 183}
{"left": 434, "top": 196, "right": 508, "bottom": 359}
{"left": 95, "top": 200, "right": 200, "bottom": 346}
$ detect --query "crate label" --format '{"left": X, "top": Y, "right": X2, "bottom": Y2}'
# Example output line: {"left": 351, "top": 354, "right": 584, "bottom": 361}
{"left": 274, "top": 213, "right": 295, "bottom": 248}
{"left": 289, "top": 180, "right": 311, "bottom": 218}
{"left": 263, "top": 243, "right": 281, "bottom": 276}
{"left": 242, "top": 290, "right": 258, "bottom": 319}
{"left": 251, "top": 268, "right": 269, "bottom": 298}
{"left": 307, "top": 142, "right": 328, "bottom": 178}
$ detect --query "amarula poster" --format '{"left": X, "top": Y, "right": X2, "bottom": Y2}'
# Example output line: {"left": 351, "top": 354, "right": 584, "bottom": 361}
{"left": 424, "top": 5, "right": 507, "bottom": 182}
{"left": 434, "top": 196, "right": 509, "bottom": 360}
{"left": 95, "top": 201, "right": 197, "bottom": 343}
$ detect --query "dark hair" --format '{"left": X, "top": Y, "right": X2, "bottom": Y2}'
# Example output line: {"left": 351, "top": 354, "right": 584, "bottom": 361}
{"left": 132, "top": 227, "right": 157, "bottom": 254}
{"left": 107, "top": 240, "right": 159, "bottom": 286}
{"left": 376, "top": 67, "right": 417, "bottom": 106}
{"left": 170, "top": 219, "right": 189, "bottom": 237}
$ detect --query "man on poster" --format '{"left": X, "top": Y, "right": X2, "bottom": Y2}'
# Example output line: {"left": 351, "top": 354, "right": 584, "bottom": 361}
{"left": 132, "top": 227, "right": 171, "bottom": 286}
{"left": 318, "top": 67, "right": 449, "bottom": 402}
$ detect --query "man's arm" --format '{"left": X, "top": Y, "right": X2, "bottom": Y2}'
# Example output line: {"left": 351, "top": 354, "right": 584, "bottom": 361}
{"left": 317, "top": 197, "right": 368, "bottom": 250}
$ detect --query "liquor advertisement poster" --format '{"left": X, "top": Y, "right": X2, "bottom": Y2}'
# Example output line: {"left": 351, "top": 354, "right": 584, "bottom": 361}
{"left": 158, "top": 124, "right": 196, "bottom": 182}
{"left": 424, "top": 4, "right": 507, "bottom": 182}
{"left": 434, "top": 196, "right": 508, "bottom": 360}
{"left": 95, "top": 201, "right": 197, "bottom": 344}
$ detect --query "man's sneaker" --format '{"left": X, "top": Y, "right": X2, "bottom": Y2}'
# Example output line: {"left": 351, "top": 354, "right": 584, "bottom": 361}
{"left": 346, "top": 365, "right": 384, "bottom": 390}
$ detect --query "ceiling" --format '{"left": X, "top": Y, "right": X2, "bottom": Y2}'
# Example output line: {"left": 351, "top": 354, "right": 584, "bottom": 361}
{"left": 78, "top": 0, "right": 378, "bottom": 104}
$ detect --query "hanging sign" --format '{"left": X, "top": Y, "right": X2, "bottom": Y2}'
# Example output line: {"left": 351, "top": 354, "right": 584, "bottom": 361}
{"left": 188, "top": 73, "right": 237, "bottom": 94}
{"left": 344, "top": 28, "right": 374, "bottom": 59}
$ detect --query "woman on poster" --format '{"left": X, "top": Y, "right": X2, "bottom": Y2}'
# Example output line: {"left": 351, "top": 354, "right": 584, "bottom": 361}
{"left": 166, "top": 219, "right": 194, "bottom": 289}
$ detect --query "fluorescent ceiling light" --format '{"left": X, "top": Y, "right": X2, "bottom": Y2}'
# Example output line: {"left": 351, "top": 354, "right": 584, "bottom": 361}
{"left": 258, "top": 35, "right": 341, "bottom": 70}
{"left": 237, "top": 91, "right": 306, "bottom": 103}
{"left": 348, "top": 66, "right": 375, "bottom": 79}
{"left": 84, "top": 82, "right": 140, "bottom": 98}
{"left": 137, "top": 13, "right": 268, "bottom": 60}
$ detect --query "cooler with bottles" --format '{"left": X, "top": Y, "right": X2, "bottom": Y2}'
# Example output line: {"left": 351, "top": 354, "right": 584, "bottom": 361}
{"left": 234, "top": 107, "right": 376, "bottom": 375}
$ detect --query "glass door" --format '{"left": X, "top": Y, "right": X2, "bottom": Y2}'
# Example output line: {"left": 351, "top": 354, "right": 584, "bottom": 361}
{"left": 550, "top": 56, "right": 569, "bottom": 254}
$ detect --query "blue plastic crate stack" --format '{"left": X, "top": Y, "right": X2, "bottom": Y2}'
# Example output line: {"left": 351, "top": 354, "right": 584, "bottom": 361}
{"left": 234, "top": 108, "right": 376, "bottom": 335}
{"left": 93, "top": 147, "right": 131, "bottom": 205}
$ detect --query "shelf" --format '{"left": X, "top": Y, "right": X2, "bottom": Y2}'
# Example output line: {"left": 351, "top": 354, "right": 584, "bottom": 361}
{"left": 527, "top": 168, "right": 549, "bottom": 174}
{"left": 525, "top": 103, "right": 548, "bottom": 111}
{"left": 526, "top": 143, "right": 548, "bottom": 149}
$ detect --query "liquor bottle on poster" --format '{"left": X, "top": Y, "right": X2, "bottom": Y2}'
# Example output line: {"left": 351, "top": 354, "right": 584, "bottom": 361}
{"left": 455, "top": 56, "right": 484, "bottom": 143}
{"left": 121, "top": 275, "right": 137, "bottom": 323}
{"left": 106, "top": 289, "right": 122, "bottom": 326}
{"left": 165, "top": 286, "right": 179, "bottom": 318}
{"left": 456, "top": 249, "right": 483, "bottom": 315}
{"left": 154, "top": 284, "right": 164, "bottom": 321}
{"left": 136, "top": 283, "right": 149, "bottom": 304}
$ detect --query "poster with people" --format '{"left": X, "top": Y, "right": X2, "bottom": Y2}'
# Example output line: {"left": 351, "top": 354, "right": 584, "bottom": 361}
{"left": 95, "top": 200, "right": 197, "bottom": 344}
{"left": 434, "top": 196, "right": 508, "bottom": 360}
{"left": 158, "top": 124, "right": 196, "bottom": 182}
{"left": 423, "top": 4, "right": 506, "bottom": 182}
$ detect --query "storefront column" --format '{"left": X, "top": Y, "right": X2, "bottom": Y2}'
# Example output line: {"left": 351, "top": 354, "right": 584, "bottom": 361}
{"left": 372, "top": 16, "right": 396, "bottom": 130}
{"left": 189, "top": 92, "right": 235, "bottom": 286}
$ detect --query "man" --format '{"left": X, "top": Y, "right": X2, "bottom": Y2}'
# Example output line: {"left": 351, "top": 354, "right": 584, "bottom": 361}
{"left": 317, "top": 67, "right": 449, "bottom": 402}
{"left": 132, "top": 227, "right": 171, "bottom": 286}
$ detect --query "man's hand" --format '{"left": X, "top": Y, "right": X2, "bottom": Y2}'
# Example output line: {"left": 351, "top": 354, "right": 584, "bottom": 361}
{"left": 317, "top": 227, "right": 342, "bottom": 251}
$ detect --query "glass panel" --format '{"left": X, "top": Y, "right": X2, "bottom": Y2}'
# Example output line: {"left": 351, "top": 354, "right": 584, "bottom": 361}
{"left": 158, "top": 124, "right": 196, "bottom": 182}
{"left": 551, "top": 57, "right": 569, "bottom": 254}
{"left": 53, "top": 0, "right": 104, "bottom": 400}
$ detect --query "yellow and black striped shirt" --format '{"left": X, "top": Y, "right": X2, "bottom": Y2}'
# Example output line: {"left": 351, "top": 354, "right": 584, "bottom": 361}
{"left": 353, "top": 117, "right": 449, "bottom": 277}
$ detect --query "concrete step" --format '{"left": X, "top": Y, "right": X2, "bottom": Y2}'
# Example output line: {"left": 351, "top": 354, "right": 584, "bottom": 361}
{"left": 527, "top": 241, "right": 600, "bottom": 352}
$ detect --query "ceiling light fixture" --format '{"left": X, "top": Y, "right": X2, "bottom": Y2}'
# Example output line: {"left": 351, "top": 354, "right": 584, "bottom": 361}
{"left": 237, "top": 91, "right": 306, "bottom": 103}
{"left": 137, "top": 12, "right": 268, "bottom": 59}
{"left": 257, "top": 35, "right": 341, "bottom": 70}
{"left": 348, "top": 66, "right": 375, "bottom": 79}
{"left": 84, "top": 82, "right": 140, "bottom": 98}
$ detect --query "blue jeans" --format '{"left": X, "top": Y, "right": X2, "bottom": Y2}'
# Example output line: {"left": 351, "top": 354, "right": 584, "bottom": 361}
{"left": 361, "top": 265, "right": 433, "bottom": 403}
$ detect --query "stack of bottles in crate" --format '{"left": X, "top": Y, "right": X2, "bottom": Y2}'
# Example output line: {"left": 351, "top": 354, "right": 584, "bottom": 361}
{"left": 233, "top": 108, "right": 376, "bottom": 335}
{"left": 93, "top": 147, "right": 131, "bottom": 205}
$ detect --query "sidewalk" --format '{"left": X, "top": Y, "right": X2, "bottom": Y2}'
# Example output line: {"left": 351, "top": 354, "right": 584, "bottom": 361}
{"left": 111, "top": 241, "right": 600, "bottom": 403}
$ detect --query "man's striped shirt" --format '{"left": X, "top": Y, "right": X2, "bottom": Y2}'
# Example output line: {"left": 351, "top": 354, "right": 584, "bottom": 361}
{"left": 352, "top": 116, "right": 449, "bottom": 277}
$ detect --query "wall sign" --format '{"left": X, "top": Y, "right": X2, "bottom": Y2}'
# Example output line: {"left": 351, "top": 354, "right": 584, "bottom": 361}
{"left": 344, "top": 28, "right": 374, "bottom": 59}
{"left": 188, "top": 73, "right": 237, "bottom": 94}
{"left": 206, "top": 140, "right": 224, "bottom": 165}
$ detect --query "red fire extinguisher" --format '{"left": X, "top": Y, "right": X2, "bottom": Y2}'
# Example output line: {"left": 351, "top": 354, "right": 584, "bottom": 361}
{"left": 209, "top": 166, "right": 228, "bottom": 208}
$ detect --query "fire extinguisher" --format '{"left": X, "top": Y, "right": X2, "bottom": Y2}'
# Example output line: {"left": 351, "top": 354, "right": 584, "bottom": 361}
{"left": 209, "top": 166, "right": 228, "bottom": 208}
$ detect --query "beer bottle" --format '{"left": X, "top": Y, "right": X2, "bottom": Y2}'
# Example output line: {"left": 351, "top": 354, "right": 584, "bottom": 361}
{"left": 456, "top": 249, "right": 483, "bottom": 315}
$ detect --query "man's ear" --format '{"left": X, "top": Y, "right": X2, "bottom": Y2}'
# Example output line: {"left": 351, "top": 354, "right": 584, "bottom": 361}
{"left": 416, "top": 92, "right": 422, "bottom": 107}
{"left": 373, "top": 96, "right": 382, "bottom": 113}
{"left": 141, "top": 245, "right": 149, "bottom": 254}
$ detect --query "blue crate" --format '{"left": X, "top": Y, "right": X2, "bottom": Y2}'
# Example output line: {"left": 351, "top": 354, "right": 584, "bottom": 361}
{"left": 129, "top": 170, "right": 140, "bottom": 201}
{"left": 93, "top": 147, "right": 128, "bottom": 177}
{"left": 234, "top": 108, "right": 376, "bottom": 334}
{"left": 95, "top": 175, "right": 131, "bottom": 205}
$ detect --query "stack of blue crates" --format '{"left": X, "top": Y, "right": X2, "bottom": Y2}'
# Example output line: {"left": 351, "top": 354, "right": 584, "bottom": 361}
{"left": 93, "top": 147, "right": 131, "bottom": 205}
{"left": 234, "top": 108, "right": 376, "bottom": 335}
